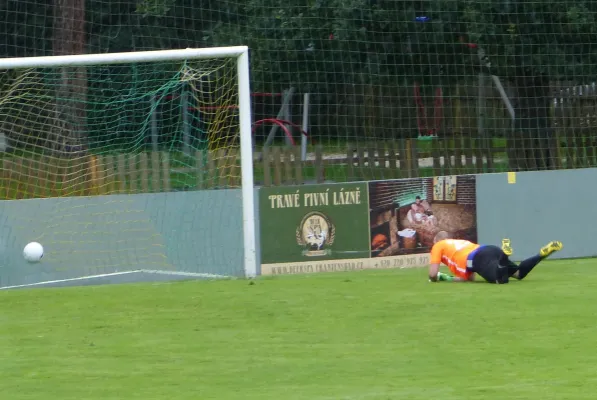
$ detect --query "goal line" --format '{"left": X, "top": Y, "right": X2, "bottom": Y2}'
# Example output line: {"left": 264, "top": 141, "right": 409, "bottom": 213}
{"left": 0, "top": 270, "right": 232, "bottom": 290}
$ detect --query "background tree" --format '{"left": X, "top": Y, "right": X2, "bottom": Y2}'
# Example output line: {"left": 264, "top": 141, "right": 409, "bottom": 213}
{"left": 457, "top": 0, "right": 597, "bottom": 169}
{"left": 52, "top": 0, "right": 87, "bottom": 155}
{"left": 0, "top": 0, "right": 596, "bottom": 156}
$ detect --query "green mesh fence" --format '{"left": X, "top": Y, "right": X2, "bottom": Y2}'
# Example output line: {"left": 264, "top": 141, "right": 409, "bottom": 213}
{"left": 0, "top": 58, "right": 240, "bottom": 199}
{"left": 0, "top": 55, "right": 247, "bottom": 286}
{"left": 0, "top": 1, "right": 597, "bottom": 183}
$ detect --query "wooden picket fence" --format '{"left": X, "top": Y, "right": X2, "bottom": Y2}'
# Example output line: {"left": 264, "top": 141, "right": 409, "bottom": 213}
{"left": 1, "top": 129, "right": 596, "bottom": 200}
{"left": 0, "top": 150, "right": 242, "bottom": 199}
{"left": 259, "top": 139, "right": 508, "bottom": 186}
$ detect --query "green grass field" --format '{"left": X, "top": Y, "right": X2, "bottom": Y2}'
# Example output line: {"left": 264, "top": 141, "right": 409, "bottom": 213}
{"left": 1, "top": 259, "right": 596, "bottom": 399}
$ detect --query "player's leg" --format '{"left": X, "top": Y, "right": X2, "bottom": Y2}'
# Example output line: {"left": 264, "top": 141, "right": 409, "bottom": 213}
{"left": 470, "top": 245, "right": 509, "bottom": 284}
{"left": 508, "top": 241, "right": 563, "bottom": 280}
{"left": 501, "top": 238, "right": 513, "bottom": 256}
{"left": 539, "top": 241, "right": 563, "bottom": 258}
{"left": 499, "top": 238, "right": 522, "bottom": 278}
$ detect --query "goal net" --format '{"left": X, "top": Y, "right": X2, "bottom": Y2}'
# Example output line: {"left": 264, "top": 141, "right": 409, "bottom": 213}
{"left": 0, "top": 47, "right": 256, "bottom": 289}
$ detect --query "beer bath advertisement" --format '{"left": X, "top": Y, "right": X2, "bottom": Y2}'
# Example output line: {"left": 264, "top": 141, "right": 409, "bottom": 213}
{"left": 259, "top": 181, "right": 432, "bottom": 276}
{"left": 259, "top": 183, "right": 371, "bottom": 275}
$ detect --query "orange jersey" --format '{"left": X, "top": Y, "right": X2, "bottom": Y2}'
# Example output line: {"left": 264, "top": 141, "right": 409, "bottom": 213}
{"left": 430, "top": 239, "right": 480, "bottom": 278}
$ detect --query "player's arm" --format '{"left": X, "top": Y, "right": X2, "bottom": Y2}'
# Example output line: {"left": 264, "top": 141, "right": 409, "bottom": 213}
{"left": 428, "top": 262, "right": 441, "bottom": 282}
{"left": 429, "top": 266, "right": 468, "bottom": 282}
{"left": 428, "top": 242, "right": 466, "bottom": 282}
{"left": 428, "top": 264, "right": 464, "bottom": 281}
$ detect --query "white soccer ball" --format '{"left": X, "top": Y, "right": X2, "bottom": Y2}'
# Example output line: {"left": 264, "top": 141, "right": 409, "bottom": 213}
{"left": 23, "top": 242, "right": 44, "bottom": 263}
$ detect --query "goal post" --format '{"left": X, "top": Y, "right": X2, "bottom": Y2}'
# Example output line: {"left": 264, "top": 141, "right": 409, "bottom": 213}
{"left": 0, "top": 46, "right": 257, "bottom": 288}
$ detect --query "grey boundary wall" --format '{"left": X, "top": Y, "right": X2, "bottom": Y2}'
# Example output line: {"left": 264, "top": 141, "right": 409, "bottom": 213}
{"left": 0, "top": 189, "right": 250, "bottom": 289}
{"left": 1, "top": 168, "right": 592, "bottom": 289}
{"left": 476, "top": 169, "right": 597, "bottom": 261}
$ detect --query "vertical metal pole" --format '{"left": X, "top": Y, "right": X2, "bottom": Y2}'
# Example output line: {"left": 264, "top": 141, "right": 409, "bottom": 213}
{"left": 181, "top": 87, "right": 191, "bottom": 156}
{"left": 301, "top": 93, "right": 310, "bottom": 161}
{"left": 150, "top": 95, "right": 158, "bottom": 152}
{"left": 237, "top": 49, "right": 257, "bottom": 278}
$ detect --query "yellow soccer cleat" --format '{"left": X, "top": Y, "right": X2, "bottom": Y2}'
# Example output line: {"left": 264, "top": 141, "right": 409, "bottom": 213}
{"left": 540, "top": 241, "right": 563, "bottom": 258}
{"left": 501, "top": 238, "right": 513, "bottom": 256}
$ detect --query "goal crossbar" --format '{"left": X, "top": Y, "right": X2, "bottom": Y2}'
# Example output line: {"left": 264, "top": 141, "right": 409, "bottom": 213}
{"left": 0, "top": 46, "right": 257, "bottom": 279}
{"left": 0, "top": 46, "right": 249, "bottom": 69}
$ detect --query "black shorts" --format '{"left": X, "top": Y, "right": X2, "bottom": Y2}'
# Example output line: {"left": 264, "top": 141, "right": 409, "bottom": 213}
{"left": 470, "top": 245, "right": 515, "bottom": 284}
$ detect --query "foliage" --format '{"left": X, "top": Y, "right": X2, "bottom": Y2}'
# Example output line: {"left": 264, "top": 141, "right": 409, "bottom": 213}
{"left": 204, "top": 0, "right": 597, "bottom": 89}
{"left": 0, "top": 0, "right": 596, "bottom": 146}
{"left": 0, "top": 1, "right": 595, "bottom": 87}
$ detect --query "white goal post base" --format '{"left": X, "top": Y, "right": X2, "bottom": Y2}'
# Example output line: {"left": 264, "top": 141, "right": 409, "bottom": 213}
{"left": 0, "top": 46, "right": 257, "bottom": 280}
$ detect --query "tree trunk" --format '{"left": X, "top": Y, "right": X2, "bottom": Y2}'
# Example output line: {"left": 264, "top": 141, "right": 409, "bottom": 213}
{"left": 512, "top": 68, "right": 553, "bottom": 171}
{"left": 51, "top": 0, "right": 87, "bottom": 156}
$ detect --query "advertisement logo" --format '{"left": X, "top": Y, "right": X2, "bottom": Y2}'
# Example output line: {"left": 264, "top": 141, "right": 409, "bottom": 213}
{"left": 296, "top": 211, "right": 335, "bottom": 257}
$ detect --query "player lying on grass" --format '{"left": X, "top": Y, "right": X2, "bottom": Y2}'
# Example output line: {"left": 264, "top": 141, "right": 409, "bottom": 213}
{"left": 428, "top": 231, "right": 563, "bottom": 284}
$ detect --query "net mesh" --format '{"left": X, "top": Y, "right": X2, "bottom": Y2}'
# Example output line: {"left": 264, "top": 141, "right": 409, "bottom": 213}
{"left": 0, "top": 57, "right": 245, "bottom": 288}
{"left": 2, "top": 2, "right": 597, "bottom": 180}
{"left": 0, "top": 1, "right": 596, "bottom": 286}
{"left": 0, "top": 59, "right": 241, "bottom": 198}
